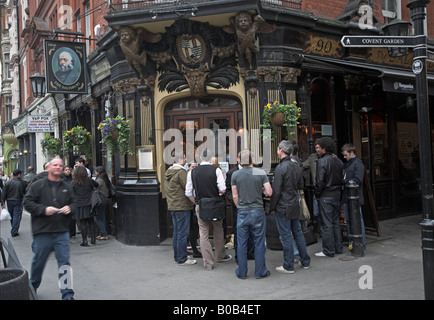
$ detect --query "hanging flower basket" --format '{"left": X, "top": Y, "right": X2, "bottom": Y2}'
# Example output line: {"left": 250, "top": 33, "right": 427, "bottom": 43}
{"left": 98, "top": 116, "right": 133, "bottom": 156}
{"left": 269, "top": 112, "right": 286, "bottom": 127}
{"left": 41, "top": 134, "right": 62, "bottom": 158}
{"left": 63, "top": 126, "right": 92, "bottom": 159}
{"left": 260, "top": 100, "right": 301, "bottom": 141}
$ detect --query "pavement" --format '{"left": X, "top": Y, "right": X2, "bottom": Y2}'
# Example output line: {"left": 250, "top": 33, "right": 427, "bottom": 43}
{"left": 0, "top": 210, "right": 427, "bottom": 302}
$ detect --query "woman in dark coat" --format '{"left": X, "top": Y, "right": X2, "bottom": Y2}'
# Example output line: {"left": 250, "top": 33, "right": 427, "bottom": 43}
{"left": 72, "top": 165, "right": 98, "bottom": 246}
{"left": 94, "top": 166, "right": 110, "bottom": 240}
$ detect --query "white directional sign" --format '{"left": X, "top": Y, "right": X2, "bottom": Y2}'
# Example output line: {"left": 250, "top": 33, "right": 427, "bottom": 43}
{"left": 341, "top": 36, "right": 416, "bottom": 48}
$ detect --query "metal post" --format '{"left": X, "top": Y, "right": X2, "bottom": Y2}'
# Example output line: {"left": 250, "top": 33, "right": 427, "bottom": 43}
{"left": 407, "top": 0, "right": 434, "bottom": 300}
{"left": 346, "top": 180, "right": 364, "bottom": 257}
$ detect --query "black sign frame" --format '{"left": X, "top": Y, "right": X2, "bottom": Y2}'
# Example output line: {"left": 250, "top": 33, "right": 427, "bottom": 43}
{"left": 44, "top": 39, "right": 87, "bottom": 94}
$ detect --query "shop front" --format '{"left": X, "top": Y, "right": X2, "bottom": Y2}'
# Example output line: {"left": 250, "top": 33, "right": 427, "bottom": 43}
{"left": 100, "top": 1, "right": 433, "bottom": 244}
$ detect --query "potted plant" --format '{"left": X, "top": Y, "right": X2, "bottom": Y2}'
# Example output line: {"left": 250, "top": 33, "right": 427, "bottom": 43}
{"left": 260, "top": 100, "right": 301, "bottom": 141}
{"left": 41, "top": 134, "right": 62, "bottom": 157}
{"left": 98, "top": 115, "right": 133, "bottom": 156}
{"left": 63, "top": 126, "right": 92, "bottom": 159}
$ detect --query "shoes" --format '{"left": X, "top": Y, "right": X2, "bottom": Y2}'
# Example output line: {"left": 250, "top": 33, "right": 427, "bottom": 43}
{"left": 66, "top": 296, "right": 75, "bottom": 300}
{"left": 11, "top": 233, "right": 19, "bottom": 237}
{"left": 275, "top": 266, "right": 294, "bottom": 274}
{"left": 256, "top": 271, "right": 271, "bottom": 279}
{"left": 205, "top": 265, "right": 213, "bottom": 271}
{"left": 217, "top": 255, "right": 232, "bottom": 262}
{"left": 96, "top": 236, "right": 108, "bottom": 240}
{"left": 178, "top": 259, "right": 197, "bottom": 266}
{"left": 298, "top": 261, "right": 310, "bottom": 270}
{"left": 80, "top": 241, "right": 88, "bottom": 247}
{"left": 192, "top": 252, "right": 202, "bottom": 258}
{"left": 315, "top": 251, "right": 333, "bottom": 257}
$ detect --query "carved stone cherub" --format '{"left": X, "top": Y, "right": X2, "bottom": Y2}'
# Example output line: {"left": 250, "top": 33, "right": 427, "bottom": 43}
{"left": 223, "top": 12, "right": 276, "bottom": 69}
{"left": 117, "top": 26, "right": 162, "bottom": 80}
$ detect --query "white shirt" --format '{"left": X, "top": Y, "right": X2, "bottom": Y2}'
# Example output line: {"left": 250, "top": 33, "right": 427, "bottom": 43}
{"left": 185, "top": 162, "right": 225, "bottom": 198}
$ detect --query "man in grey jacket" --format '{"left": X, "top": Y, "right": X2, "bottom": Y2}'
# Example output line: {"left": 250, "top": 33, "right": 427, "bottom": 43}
{"left": 23, "top": 157, "right": 77, "bottom": 300}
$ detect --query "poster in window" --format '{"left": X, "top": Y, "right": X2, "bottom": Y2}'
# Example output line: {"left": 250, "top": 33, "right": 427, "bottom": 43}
{"left": 44, "top": 40, "right": 87, "bottom": 94}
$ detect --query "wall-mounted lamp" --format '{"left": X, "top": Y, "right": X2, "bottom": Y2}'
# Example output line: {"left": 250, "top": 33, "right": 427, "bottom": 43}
{"left": 151, "top": 11, "right": 157, "bottom": 19}
{"left": 29, "top": 73, "right": 46, "bottom": 98}
{"left": 191, "top": 7, "right": 198, "bottom": 16}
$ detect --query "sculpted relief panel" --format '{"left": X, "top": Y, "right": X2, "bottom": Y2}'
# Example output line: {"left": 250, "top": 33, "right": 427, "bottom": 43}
{"left": 116, "top": 13, "right": 277, "bottom": 97}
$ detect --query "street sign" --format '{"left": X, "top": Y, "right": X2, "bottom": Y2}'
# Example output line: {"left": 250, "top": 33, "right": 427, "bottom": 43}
{"left": 341, "top": 35, "right": 416, "bottom": 47}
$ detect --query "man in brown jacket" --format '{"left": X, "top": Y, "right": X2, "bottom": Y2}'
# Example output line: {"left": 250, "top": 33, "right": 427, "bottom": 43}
{"left": 164, "top": 151, "right": 196, "bottom": 265}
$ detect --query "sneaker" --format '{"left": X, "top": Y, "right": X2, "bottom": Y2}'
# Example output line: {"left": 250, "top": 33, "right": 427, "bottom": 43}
{"left": 275, "top": 266, "right": 294, "bottom": 274}
{"left": 217, "top": 255, "right": 232, "bottom": 262}
{"left": 298, "top": 261, "right": 310, "bottom": 270}
{"left": 315, "top": 251, "right": 327, "bottom": 257}
{"left": 178, "top": 259, "right": 197, "bottom": 266}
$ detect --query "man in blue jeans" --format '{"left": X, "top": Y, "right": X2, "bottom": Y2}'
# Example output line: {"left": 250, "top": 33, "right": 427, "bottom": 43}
{"left": 270, "top": 141, "right": 311, "bottom": 274}
{"left": 165, "top": 151, "right": 196, "bottom": 266}
{"left": 23, "top": 157, "right": 77, "bottom": 300}
{"left": 1, "top": 169, "right": 26, "bottom": 237}
{"left": 314, "top": 137, "right": 344, "bottom": 257}
{"left": 231, "top": 149, "right": 272, "bottom": 279}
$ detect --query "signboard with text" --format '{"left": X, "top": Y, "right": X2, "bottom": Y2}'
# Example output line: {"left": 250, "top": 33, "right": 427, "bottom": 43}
{"left": 341, "top": 36, "right": 416, "bottom": 48}
{"left": 27, "top": 116, "right": 54, "bottom": 133}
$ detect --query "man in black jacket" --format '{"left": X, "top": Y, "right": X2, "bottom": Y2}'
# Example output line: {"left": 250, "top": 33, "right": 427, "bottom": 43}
{"left": 270, "top": 140, "right": 311, "bottom": 274}
{"left": 314, "top": 137, "right": 344, "bottom": 257}
{"left": 341, "top": 143, "right": 366, "bottom": 249}
{"left": 1, "top": 169, "right": 26, "bottom": 237}
{"left": 23, "top": 157, "right": 77, "bottom": 300}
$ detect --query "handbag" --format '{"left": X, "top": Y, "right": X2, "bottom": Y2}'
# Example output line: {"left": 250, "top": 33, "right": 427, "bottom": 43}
{"left": 108, "top": 183, "right": 116, "bottom": 198}
{"left": 91, "top": 188, "right": 104, "bottom": 215}
{"left": 198, "top": 197, "right": 226, "bottom": 221}
{"left": 299, "top": 190, "right": 310, "bottom": 221}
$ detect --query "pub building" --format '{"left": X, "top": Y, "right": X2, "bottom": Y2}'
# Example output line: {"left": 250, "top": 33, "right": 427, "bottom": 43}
{"left": 96, "top": 0, "right": 434, "bottom": 245}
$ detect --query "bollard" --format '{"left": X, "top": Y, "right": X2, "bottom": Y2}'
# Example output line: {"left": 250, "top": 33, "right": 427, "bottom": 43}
{"left": 346, "top": 180, "right": 364, "bottom": 257}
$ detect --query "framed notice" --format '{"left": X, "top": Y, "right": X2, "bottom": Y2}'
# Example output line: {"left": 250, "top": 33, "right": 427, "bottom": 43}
{"left": 136, "top": 145, "right": 155, "bottom": 172}
{"left": 44, "top": 40, "right": 87, "bottom": 94}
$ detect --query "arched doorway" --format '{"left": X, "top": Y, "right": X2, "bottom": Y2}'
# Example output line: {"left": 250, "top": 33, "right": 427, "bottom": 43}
{"left": 163, "top": 95, "right": 243, "bottom": 237}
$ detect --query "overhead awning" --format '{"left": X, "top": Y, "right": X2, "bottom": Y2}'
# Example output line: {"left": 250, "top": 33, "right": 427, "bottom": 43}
{"left": 302, "top": 55, "right": 434, "bottom": 95}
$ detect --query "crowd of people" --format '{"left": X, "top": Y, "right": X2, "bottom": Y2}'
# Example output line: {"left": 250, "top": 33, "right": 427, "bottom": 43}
{"left": 1, "top": 135, "right": 366, "bottom": 300}
{"left": 165, "top": 136, "right": 366, "bottom": 280}
{"left": 0, "top": 156, "right": 114, "bottom": 300}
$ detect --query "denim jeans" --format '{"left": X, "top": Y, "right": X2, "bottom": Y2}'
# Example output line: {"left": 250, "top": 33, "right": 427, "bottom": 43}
{"left": 30, "top": 232, "right": 74, "bottom": 300}
{"left": 171, "top": 210, "right": 191, "bottom": 264}
{"left": 7, "top": 200, "right": 23, "bottom": 236}
{"left": 232, "top": 203, "right": 255, "bottom": 261}
{"left": 343, "top": 203, "right": 366, "bottom": 249}
{"left": 275, "top": 213, "right": 311, "bottom": 271}
{"left": 235, "top": 209, "right": 268, "bottom": 279}
{"left": 318, "top": 197, "right": 343, "bottom": 256}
